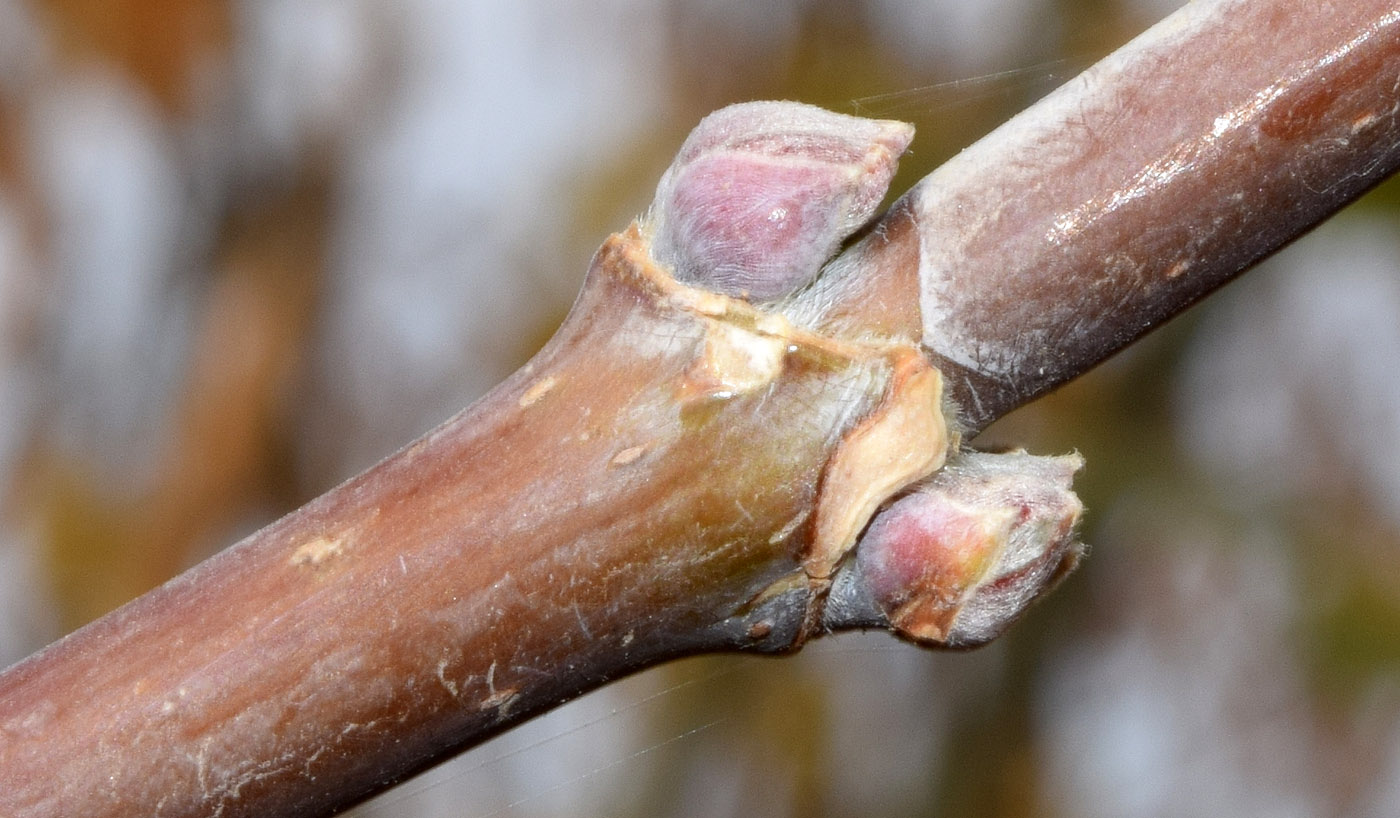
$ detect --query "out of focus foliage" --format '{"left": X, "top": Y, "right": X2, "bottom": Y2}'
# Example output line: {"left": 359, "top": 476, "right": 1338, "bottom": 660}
{"left": 1, "top": 1, "right": 1398, "bottom": 816}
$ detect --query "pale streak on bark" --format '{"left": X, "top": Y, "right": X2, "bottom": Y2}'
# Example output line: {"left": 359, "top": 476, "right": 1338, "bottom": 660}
{"left": 0, "top": 230, "right": 947, "bottom": 818}
{"left": 2, "top": 1, "right": 1399, "bottom": 816}
{"left": 816, "top": 0, "right": 1400, "bottom": 429}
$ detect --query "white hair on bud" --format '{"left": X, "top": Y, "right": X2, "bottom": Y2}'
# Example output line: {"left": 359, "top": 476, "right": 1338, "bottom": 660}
{"left": 646, "top": 101, "right": 913, "bottom": 302}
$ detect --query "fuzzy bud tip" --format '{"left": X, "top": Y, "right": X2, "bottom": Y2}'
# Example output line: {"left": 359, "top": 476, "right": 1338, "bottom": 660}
{"left": 855, "top": 450, "right": 1085, "bottom": 648}
{"left": 646, "top": 101, "right": 914, "bottom": 301}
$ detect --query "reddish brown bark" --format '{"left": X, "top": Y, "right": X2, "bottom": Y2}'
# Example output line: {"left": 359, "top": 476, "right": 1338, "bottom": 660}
{"left": 815, "top": 0, "right": 1400, "bottom": 428}
{"left": 1, "top": 1, "right": 1398, "bottom": 816}
{"left": 0, "top": 230, "right": 945, "bottom": 816}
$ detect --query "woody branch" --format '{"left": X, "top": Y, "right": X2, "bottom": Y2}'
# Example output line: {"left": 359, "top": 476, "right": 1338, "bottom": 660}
{"left": 0, "top": 1, "right": 1397, "bottom": 817}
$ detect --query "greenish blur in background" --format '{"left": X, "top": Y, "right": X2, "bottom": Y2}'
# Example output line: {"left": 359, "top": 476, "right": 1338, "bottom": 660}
{"left": 1, "top": 1, "right": 1398, "bottom": 816}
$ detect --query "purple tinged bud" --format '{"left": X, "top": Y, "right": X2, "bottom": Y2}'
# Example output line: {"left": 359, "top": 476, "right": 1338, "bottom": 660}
{"left": 647, "top": 101, "right": 914, "bottom": 301}
{"left": 855, "top": 450, "right": 1085, "bottom": 648}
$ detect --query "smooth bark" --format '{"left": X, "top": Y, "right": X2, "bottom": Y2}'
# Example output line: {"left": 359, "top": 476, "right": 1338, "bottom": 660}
{"left": 814, "top": 0, "right": 1400, "bottom": 428}
{"left": 0, "top": 230, "right": 947, "bottom": 816}
{"left": 1, "top": 0, "right": 1398, "bottom": 815}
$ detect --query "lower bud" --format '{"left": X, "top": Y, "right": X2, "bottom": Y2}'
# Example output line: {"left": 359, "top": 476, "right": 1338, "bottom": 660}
{"left": 853, "top": 450, "right": 1085, "bottom": 648}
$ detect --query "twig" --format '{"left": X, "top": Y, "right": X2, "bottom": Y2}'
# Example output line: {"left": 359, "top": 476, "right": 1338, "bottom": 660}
{"left": 0, "top": 1, "right": 1396, "bottom": 816}
{"left": 815, "top": 0, "right": 1400, "bottom": 428}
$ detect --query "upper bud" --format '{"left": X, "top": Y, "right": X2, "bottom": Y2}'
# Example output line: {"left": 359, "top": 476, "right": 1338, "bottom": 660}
{"left": 854, "top": 450, "right": 1085, "bottom": 648}
{"left": 647, "top": 101, "right": 914, "bottom": 301}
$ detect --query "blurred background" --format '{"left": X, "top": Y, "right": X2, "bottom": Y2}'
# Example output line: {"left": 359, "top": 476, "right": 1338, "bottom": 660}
{"left": 2, "top": 0, "right": 1399, "bottom": 815}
